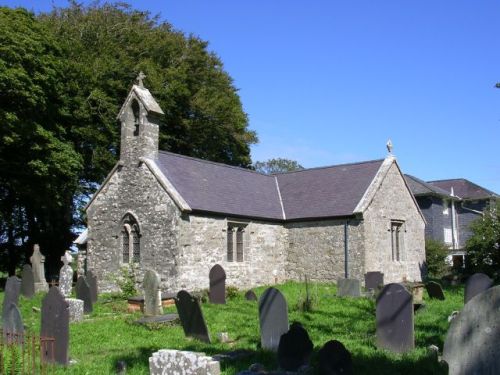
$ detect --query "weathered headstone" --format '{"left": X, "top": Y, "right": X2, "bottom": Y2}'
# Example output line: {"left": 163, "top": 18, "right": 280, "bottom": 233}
{"left": 337, "top": 278, "right": 361, "bottom": 297}
{"left": 149, "top": 349, "right": 220, "bottom": 375}
{"left": 143, "top": 269, "right": 163, "bottom": 316}
{"left": 86, "top": 269, "right": 98, "bottom": 303}
{"left": 443, "top": 285, "right": 500, "bottom": 375}
{"left": 318, "top": 340, "right": 353, "bottom": 375}
{"left": 426, "top": 281, "right": 445, "bottom": 300}
{"left": 21, "top": 264, "right": 35, "bottom": 299}
{"left": 41, "top": 287, "right": 69, "bottom": 366}
{"left": 365, "top": 271, "right": 384, "bottom": 291}
{"left": 464, "top": 273, "right": 493, "bottom": 304}
{"left": 258, "top": 287, "right": 289, "bottom": 351}
{"left": 277, "top": 322, "right": 313, "bottom": 371}
{"left": 175, "top": 290, "right": 211, "bottom": 343}
{"left": 3, "top": 303, "right": 24, "bottom": 344}
{"left": 75, "top": 276, "right": 93, "bottom": 314}
{"left": 66, "top": 298, "right": 84, "bottom": 322}
{"left": 209, "top": 264, "right": 226, "bottom": 304}
{"left": 2, "top": 276, "right": 21, "bottom": 323}
{"left": 245, "top": 290, "right": 258, "bottom": 301}
{"left": 376, "top": 283, "right": 414, "bottom": 353}
{"left": 30, "top": 244, "right": 49, "bottom": 292}
{"left": 59, "top": 252, "right": 74, "bottom": 298}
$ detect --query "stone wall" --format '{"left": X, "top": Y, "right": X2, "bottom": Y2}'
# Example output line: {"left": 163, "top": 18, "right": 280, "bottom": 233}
{"left": 363, "top": 163, "right": 426, "bottom": 283}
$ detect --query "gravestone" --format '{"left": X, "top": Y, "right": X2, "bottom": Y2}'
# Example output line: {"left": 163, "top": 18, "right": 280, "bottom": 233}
{"left": 143, "top": 269, "right": 163, "bottom": 316}
{"left": 2, "top": 276, "right": 21, "bottom": 323}
{"left": 258, "top": 287, "right": 289, "bottom": 351}
{"left": 41, "top": 287, "right": 69, "bottom": 366}
{"left": 75, "top": 276, "right": 93, "bottom": 314}
{"left": 86, "top": 270, "right": 98, "bottom": 303}
{"left": 59, "top": 252, "right": 74, "bottom": 298}
{"left": 337, "top": 278, "right": 361, "bottom": 297}
{"left": 365, "top": 272, "right": 384, "bottom": 291}
{"left": 149, "top": 349, "right": 220, "bottom": 375}
{"left": 318, "top": 340, "right": 353, "bottom": 375}
{"left": 21, "top": 264, "right": 35, "bottom": 299}
{"left": 66, "top": 298, "right": 84, "bottom": 322}
{"left": 175, "top": 290, "right": 211, "bottom": 343}
{"left": 245, "top": 290, "right": 258, "bottom": 301}
{"left": 30, "top": 244, "right": 49, "bottom": 292}
{"left": 426, "top": 281, "right": 445, "bottom": 300}
{"left": 376, "top": 283, "right": 414, "bottom": 353}
{"left": 464, "top": 273, "right": 493, "bottom": 304}
{"left": 443, "top": 285, "right": 500, "bottom": 375}
{"left": 3, "top": 303, "right": 24, "bottom": 344}
{"left": 209, "top": 264, "right": 226, "bottom": 304}
{"left": 277, "top": 322, "right": 313, "bottom": 371}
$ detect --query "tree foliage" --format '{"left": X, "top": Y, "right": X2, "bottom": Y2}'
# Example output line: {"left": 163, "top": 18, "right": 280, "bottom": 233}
{"left": 253, "top": 158, "right": 304, "bottom": 174}
{"left": 424, "top": 239, "right": 450, "bottom": 279}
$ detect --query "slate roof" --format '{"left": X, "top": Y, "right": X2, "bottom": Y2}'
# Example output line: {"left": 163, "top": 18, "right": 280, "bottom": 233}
{"left": 404, "top": 174, "right": 454, "bottom": 198}
{"left": 428, "top": 179, "right": 498, "bottom": 200}
{"left": 156, "top": 151, "right": 384, "bottom": 221}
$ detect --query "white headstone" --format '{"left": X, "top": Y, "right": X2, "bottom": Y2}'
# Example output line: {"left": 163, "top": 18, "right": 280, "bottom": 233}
{"left": 30, "top": 244, "right": 48, "bottom": 292}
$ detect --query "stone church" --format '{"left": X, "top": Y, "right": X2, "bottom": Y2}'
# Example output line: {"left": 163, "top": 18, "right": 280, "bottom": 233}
{"left": 83, "top": 77, "right": 426, "bottom": 292}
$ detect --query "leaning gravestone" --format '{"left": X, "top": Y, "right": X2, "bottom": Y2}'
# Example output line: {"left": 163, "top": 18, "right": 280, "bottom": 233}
{"left": 337, "top": 278, "right": 361, "bottom": 297}
{"left": 277, "top": 322, "right": 313, "bottom": 371}
{"left": 464, "top": 273, "right": 493, "bottom": 304}
{"left": 365, "top": 272, "right": 384, "bottom": 291}
{"left": 3, "top": 303, "right": 24, "bottom": 344}
{"left": 30, "top": 244, "right": 49, "bottom": 292}
{"left": 143, "top": 269, "right": 163, "bottom": 316}
{"left": 245, "top": 289, "right": 258, "bottom": 301}
{"left": 21, "top": 264, "right": 35, "bottom": 299}
{"left": 41, "top": 287, "right": 69, "bottom": 366}
{"left": 318, "top": 340, "right": 353, "bottom": 375}
{"left": 59, "top": 252, "right": 74, "bottom": 298}
{"left": 258, "top": 287, "right": 289, "bottom": 351}
{"left": 376, "top": 283, "right": 414, "bottom": 353}
{"left": 2, "top": 276, "right": 21, "bottom": 324}
{"left": 175, "top": 290, "right": 211, "bottom": 343}
{"left": 86, "top": 270, "right": 98, "bottom": 304}
{"left": 426, "top": 281, "right": 445, "bottom": 300}
{"left": 443, "top": 285, "right": 500, "bottom": 375}
{"left": 209, "top": 264, "right": 226, "bottom": 304}
{"left": 75, "top": 276, "right": 93, "bottom": 314}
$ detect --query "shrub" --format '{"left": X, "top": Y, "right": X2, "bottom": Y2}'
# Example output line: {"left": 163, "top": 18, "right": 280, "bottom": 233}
{"left": 226, "top": 285, "right": 239, "bottom": 300}
{"left": 110, "top": 266, "right": 138, "bottom": 298}
{"left": 425, "top": 239, "right": 450, "bottom": 279}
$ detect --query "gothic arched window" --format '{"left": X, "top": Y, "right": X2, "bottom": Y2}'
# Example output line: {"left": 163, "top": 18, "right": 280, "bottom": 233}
{"left": 131, "top": 99, "right": 140, "bottom": 136}
{"left": 121, "top": 214, "right": 141, "bottom": 264}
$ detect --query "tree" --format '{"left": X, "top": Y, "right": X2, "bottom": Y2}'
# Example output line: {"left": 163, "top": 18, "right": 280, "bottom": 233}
{"left": 254, "top": 158, "right": 304, "bottom": 174}
{"left": 465, "top": 200, "right": 500, "bottom": 280}
{"left": 424, "top": 239, "right": 450, "bottom": 279}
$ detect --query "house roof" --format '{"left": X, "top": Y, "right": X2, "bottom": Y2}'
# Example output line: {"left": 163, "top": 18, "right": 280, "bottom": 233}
{"left": 428, "top": 179, "right": 498, "bottom": 200}
{"left": 404, "top": 174, "right": 454, "bottom": 198}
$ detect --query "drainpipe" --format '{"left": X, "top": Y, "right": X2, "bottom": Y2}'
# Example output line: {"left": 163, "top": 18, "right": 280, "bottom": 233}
{"left": 344, "top": 220, "right": 349, "bottom": 278}
{"left": 450, "top": 188, "right": 458, "bottom": 250}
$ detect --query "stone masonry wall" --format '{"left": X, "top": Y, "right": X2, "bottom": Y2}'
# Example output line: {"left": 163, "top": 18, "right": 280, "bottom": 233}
{"left": 363, "top": 163, "right": 426, "bottom": 283}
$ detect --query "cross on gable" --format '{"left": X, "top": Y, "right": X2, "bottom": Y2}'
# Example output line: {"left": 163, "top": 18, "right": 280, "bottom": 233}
{"left": 136, "top": 71, "right": 146, "bottom": 88}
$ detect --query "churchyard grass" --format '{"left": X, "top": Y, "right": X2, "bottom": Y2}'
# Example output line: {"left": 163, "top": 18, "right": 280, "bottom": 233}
{"left": 0, "top": 281, "right": 463, "bottom": 374}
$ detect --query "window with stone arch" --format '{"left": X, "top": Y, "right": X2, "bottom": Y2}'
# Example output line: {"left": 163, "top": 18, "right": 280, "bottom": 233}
{"left": 227, "top": 222, "right": 246, "bottom": 262}
{"left": 121, "top": 214, "right": 141, "bottom": 264}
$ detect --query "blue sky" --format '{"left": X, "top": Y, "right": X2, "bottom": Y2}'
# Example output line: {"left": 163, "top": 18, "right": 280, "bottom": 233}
{"left": 3, "top": 0, "right": 500, "bottom": 193}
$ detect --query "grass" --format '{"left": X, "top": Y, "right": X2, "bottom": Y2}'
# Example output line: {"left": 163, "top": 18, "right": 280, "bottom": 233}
{"left": 0, "top": 281, "right": 463, "bottom": 374}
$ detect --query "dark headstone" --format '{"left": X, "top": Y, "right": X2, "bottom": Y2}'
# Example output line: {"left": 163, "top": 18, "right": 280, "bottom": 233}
{"left": 21, "top": 264, "right": 35, "bottom": 299}
{"left": 318, "top": 340, "right": 353, "bottom": 375}
{"left": 337, "top": 278, "right": 361, "bottom": 297}
{"left": 365, "top": 272, "right": 384, "bottom": 291}
{"left": 86, "top": 270, "right": 98, "bottom": 303}
{"left": 376, "top": 283, "right": 414, "bottom": 353}
{"left": 175, "top": 290, "right": 211, "bottom": 343}
{"left": 75, "top": 276, "right": 93, "bottom": 314}
{"left": 277, "top": 322, "right": 313, "bottom": 371}
{"left": 245, "top": 290, "right": 258, "bottom": 301}
{"left": 443, "top": 285, "right": 500, "bottom": 375}
{"left": 258, "top": 287, "right": 289, "bottom": 351}
{"left": 426, "top": 281, "right": 445, "bottom": 300}
{"left": 2, "top": 276, "right": 21, "bottom": 323}
{"left": 209, "top": 264, "right": 226, "bottom": 304}
{"left": 41, "top": 287, "right": 69, "bottom": 366}
{"left": 464, "top": 273, "right": 493, "bottom": 304}
{"left": 3, "top": 303, "right": 24, "bottom": 344}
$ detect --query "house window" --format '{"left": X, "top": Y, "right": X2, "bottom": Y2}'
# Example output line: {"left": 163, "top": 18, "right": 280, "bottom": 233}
{"left": 444, "top": 228, "right": 452, "bottom": 244}
{"left": 121, "top": 214, "right": 141, "bottom": 264}
{"left": 390, "top": 221, "right": 404, "bottom": 261}
{"left": 443, "top": 200, "right": 449, "bottom": 215}
{"left": 227, "top": 223, "right": 246, "bottom": 262}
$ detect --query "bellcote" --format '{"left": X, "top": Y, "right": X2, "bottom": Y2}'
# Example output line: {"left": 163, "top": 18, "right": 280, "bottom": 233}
{"left": 118, "top": 72, "right": 164, "bottom": 161}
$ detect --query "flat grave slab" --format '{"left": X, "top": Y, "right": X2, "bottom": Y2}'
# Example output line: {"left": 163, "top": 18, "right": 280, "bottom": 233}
{"left": 135, "top": 313, "right": 179, "bottom": 325}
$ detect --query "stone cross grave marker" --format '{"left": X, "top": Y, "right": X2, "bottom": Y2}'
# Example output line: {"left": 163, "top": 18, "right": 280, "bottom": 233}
{"left": 443, "top": 285, "right": 500, "bottom": 375}
{"left": 59, "top": 252, "right": 74, "bottom": 298}
{"left": 245, "top": 289, "right": 258, "bottom": 301}
{"left": 376, "top": 283, "right": 414, "bottom": 353}
{"left": 3, "top": 303, "right": 24, "bottom": 344}
{"left": 277, "top": 322, "right": 313, "bottom": 371}
{"left": 425, "top": 281, "right": 445, "bottom": 300}
{"left": 175, "top": 290, "right": 211, "bottom": 343}
{"left": 21, "top": 264, "right": 35, "bottom": 299}
{"left": 365, "top": 272, "right": 384, "bottom": 291}
{"left": 30, "top": 244, "right": 49, "bottom": 292}
{"left": 258, "top": 287, "right": 289, "bottom": 351}
{"left": 464, "top": 273, "right": 493, "bottom": 304}
{"left": 209, "top": 264, "right": 226, "bottom": 304}
{"left": 41, "top": 287, "right": 69, "bottom": 366}
{"left": 86, "top": 270, "right": 98, "bottom": 303}
{"left": 2, "top": 276, "right": 21, "bottom": 324}
{"left": 75, "top": 276, "right": 93, "bottom": 314}
{"left": 143, "top": 269, "right": 163, "bottom": 316}
{"left": 318, "top": 340, "right": 353, "bottom": 375}
{"left": 337, "top": 278, "right": 361, "bottom": 297}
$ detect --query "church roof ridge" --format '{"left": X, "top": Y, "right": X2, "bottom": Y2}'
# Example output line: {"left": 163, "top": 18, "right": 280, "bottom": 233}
{"left": 271, "top": 158, "right": 385, "bottom": 175}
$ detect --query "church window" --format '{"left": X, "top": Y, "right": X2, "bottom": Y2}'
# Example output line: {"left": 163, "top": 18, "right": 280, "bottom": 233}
{"left": 122, "top": 225, "right": 130, "bottom": 263}
{"left": 390, "top": 220, "right": 404, "bottom": 261}
{"left": 227, "top": 227, "right": 234, "bottom": 262}
{"left": 131, "top": 99, "right": 140, "bottom": 136}
{"left": 121, "top": 214, "right": 141, "bottom": 264}
{"left": 236, "top": 228, "right": 244, "bottom": 262}
{"left": 132, "top": 224, "right": 141, "bottom": 262}
{"left": 227, "top": 223, "right": 246, "bottom": 262}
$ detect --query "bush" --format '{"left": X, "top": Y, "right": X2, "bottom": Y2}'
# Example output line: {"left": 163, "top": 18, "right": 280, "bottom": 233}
{"left": 226, "top": 285, "right": 239, "bottom": 300}
{"left": 425, "top": 239, "right": 451, "bottom": 279}
{"left": 111, "top": 266, "right": 138, "bottom": 298}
